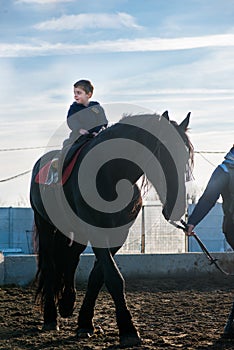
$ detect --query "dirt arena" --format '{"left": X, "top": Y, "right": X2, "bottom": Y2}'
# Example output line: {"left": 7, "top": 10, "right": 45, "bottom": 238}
{"left": 1, "top": 277, "right": 234, "bottom": 349}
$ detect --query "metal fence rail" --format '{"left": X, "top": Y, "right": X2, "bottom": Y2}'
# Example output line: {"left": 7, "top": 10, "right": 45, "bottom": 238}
{"left": 120, "top": 203, "right": 187, "bottom": 254}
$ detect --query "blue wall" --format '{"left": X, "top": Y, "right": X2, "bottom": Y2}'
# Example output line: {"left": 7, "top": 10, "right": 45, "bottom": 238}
{"left": 0, "top": 207, "right": 34, "bottom": 254}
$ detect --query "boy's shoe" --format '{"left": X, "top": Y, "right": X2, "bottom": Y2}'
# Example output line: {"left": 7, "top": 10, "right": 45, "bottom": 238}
{"left": 52, "top": 170, "right": 59, "bottom": 184}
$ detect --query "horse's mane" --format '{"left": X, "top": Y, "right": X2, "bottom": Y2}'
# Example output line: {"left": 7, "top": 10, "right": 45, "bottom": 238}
{"left": 119, "top": 112, "right": 161, "bottom": 121}
{"left": 95, "top": 113, "right": 194, "bottom": 201}
{"left": 169, "top": 120, "right": 194, "bottom": 178}
{"left": 104, "top": 113, "right": 194, "bottom": 191}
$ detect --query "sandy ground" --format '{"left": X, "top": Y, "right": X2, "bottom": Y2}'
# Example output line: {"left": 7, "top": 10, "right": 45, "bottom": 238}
{"left": 1, "top": 277, "right": 234, "bottom": 349}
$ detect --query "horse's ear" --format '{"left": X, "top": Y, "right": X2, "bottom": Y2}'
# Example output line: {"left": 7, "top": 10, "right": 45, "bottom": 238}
{"left": 179, "top": 112, "right": 191, "bottom": 130}
{"left": 161, "top": 110, "right": 169, "bottom": 121}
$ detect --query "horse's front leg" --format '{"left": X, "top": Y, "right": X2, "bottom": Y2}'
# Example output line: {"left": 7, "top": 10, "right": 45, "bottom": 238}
{"left": 79, "top": 247, "right": 141, "bottom": 347}
{"left": 58, "top": 240, "right": 86, "bottom": 318}
{"left": 77, "top": 246, "right": 120, "bottom": 336}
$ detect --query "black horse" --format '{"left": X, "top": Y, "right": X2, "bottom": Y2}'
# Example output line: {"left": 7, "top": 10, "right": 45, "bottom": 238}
{"left": 30, "top": 111, "right": 193, "bottom": 347}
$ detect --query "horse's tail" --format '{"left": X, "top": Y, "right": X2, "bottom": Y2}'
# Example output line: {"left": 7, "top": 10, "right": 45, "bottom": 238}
{"left": 32, "top": 220, "right": 44, "bottom": 308}
{"left": 32, "top": 221, "right": 39, "bottom": 255}
{"left": 32, "top": 218, "right": 64, "bottom": 310}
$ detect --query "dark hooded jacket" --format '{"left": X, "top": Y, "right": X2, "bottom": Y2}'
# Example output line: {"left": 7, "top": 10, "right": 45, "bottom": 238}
{"left": 67, "top": 101, "right": 108, "bottom": 135}
{"left": 61, "top": 101, "right": 108, "bottom": 158}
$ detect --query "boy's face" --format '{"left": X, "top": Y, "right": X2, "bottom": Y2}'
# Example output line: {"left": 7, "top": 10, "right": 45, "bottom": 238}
{"left": 74, "top": 87, "right": 92, "bottom": 106}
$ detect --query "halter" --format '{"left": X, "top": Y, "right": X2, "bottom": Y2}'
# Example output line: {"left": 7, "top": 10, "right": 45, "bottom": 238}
{"left": 169, "top": 219, "right": 234, "bottom": 277}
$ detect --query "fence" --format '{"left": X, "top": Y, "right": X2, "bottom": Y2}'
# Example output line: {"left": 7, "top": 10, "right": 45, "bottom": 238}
{"left": 119, "top": 202, "right": 187, "bottom": 254}
{"left": 120, "top": 201, "right": 229, "bottom": 254}
{"left": 0, "top": 203, "right": 226, "bottom": 255}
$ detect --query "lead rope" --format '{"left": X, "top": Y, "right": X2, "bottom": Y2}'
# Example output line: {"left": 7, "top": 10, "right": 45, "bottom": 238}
{"left": 169, "top": 219, "right": 234, "bottom": 277}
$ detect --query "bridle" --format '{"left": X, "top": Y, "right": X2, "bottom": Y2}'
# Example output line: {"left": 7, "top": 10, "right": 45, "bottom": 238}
{"left": 169, "top": 219, "right": 234, "bottom": 277}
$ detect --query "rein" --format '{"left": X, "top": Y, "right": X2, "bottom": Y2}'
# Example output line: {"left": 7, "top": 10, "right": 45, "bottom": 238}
{"left": 169, "top": 219, "right": 234, "bottom": 277}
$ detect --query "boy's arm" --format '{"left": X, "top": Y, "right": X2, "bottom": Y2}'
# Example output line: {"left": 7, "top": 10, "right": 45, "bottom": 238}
{"left": 66, "top": 103, "right": 84, "bottom": 130}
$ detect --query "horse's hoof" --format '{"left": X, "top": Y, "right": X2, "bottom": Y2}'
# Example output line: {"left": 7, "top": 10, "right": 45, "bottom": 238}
{"left": 42, "top": 322, "right": 59, "bottom": 331}
{"left": 223, "top": 321, "right": 234, "bottom": 338}
{"left": 58, "top": 290, "right": 76, "bottom": 318}
{"left": 222, "top": 332, "right": 234, "bottom": 339}
{"left": 223, "top": 331, "right": 234, "bottom": 338}
{"left": 59, "top": 305, "right": 75, "bottom": 318}
{"left": 76, "top": 328, "right": 94, "bottom": 338}
{"left": 119, "top": 333, "right": 142, "bottom": 347}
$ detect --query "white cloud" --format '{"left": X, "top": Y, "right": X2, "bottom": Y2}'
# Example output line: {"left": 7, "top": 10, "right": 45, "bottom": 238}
{"left": 1, "top": 34, "right": 234, "bottom": 58}
{"left": 117, "top": 88, "right": 234, "bottom": 96}
{"left": 34, "top": 12, "right": 142, "bottom": 31}
{"left": 94, "top": 34, "right": 234, "bottom": 52}
{"left": 15, "top": 0, "right": 73, "bottom": 4}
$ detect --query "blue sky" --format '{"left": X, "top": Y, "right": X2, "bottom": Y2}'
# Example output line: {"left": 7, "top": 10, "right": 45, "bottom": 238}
{"left": 0, "top": 0, "right": 234, "bottom": 206}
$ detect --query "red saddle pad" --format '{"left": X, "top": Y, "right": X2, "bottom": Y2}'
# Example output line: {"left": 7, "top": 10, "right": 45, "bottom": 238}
{"left": 35, "top": 146, "right": 84, "bottom": 185}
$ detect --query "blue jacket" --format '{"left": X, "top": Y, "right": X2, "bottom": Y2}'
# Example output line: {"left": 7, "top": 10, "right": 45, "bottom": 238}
{"left": 188, "top": 147, "right": 234, "bottom": 228}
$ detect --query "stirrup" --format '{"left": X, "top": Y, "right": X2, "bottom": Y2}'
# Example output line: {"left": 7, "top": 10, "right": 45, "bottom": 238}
{"left": 45, "top": 165, "right": 59, "bottom": 185}
{"left": 52, "top": 170, "right": 59, "bottom": 184}
{"left": 51, "top": 157, "right": 59, "bottom": 169}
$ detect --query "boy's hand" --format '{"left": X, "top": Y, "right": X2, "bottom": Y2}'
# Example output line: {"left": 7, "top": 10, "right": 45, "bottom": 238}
{"left": 79, "top": 128, "right": 89, "bottom": 135}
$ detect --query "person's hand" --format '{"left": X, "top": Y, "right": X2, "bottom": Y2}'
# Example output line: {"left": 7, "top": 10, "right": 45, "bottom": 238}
{"left": 186, "top": 224, "right": 195, "bottom": 236}
{"left": 79, "top": 128, "right": 89, "bottom": 135}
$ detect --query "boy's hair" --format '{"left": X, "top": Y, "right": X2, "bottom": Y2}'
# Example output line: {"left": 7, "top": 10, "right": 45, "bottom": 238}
{"left": 74, "top": 79, "right": 94, "bottom": 94}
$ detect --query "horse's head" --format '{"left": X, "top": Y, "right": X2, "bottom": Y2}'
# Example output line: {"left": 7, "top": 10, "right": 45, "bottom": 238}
{"left": 161, "top": 110, "right": 194, "bottom": 170}
{"left": 157, "top": 110, "right": 194, "bottom": 221}
{"left": 114, "top": 110, "right": 193, "bottom": 221}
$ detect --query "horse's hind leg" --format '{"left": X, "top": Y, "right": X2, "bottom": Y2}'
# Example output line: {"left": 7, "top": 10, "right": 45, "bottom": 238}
{"left": 34, "top": 213, "right": 59, "bottom": 331}
{"left": 58, "top": 239, "right": 86, "bottom": 318}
